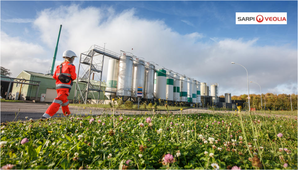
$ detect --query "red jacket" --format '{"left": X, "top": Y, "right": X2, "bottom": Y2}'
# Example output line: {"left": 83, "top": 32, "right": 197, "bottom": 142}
{"left": 53, "top": 61, "right": 77, "bottom": 91}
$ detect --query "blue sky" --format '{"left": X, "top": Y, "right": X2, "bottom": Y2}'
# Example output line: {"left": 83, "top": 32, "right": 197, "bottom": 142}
{"left": 1, "top": 1, "right": 297, "bottom": 95}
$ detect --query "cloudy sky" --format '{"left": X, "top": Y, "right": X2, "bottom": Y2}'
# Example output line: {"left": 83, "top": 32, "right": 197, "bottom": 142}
{"left": 1, "top": 1, "right": 297, "bottom": 96}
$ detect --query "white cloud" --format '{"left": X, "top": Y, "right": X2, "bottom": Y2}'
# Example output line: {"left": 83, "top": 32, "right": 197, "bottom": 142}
{"left": 181, "top": 20, "right": 195, "bottom": 27}
{"left": 2, "top": 4, "right": 296, "bottom": 95}
{"left": 0, "top": 32, "right": 50, "bottom": 76}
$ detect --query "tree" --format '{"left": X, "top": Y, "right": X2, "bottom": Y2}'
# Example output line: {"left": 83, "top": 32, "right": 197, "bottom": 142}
{"left": 0, "top": 66, "right": 11, "bottom": 76}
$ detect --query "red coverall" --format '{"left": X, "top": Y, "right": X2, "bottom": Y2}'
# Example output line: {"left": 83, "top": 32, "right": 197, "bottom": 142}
{"left": 43, "top": 61, "right": 76, "bottom": 118}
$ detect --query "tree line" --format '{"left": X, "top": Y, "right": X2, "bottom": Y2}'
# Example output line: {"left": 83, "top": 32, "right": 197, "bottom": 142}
{"left": 220, "top": 93, "right": 296, "bottom": 111}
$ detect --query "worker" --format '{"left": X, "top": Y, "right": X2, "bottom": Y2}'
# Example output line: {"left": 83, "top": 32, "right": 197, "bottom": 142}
{"left": 42, "top": 50, "right": 77, "bottom": 119}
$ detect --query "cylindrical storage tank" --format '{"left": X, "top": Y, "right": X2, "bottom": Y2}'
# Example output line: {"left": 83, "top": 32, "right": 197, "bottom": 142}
{"left": 180, "top": 76, "right": 187, "bottom": 102}
{"left": 200, "top": 82, "right": 207, "bottom": 96}
{"left": 116, "top": 52, "right": 133, "bottom": 96}
{"left": 154, "top": 72, "right": 157, "bottom": 97}
{"left": 196, "top": 81, "right": 201, "bottom": 105}
{"left": 206, "top": 86, "right": 209, "bottom": 96}
{"left": 166, "top": 71, "right": 174, "bottom": 101}
{"left": 192, "top": 80, "right": 197, "bottom": 103}
{"left": 106, "top": 58, "right": 119, "bottom": 99}
{"left": 144, "top": 63, "right": 155, "bottom": 99}
{"left": 187, "top": 78, "right": 192, "bottom": 103}
{"left": 156, "top": 69, "right": 166, "bottom": 100}
{"left": 211, "top": 84, "right": 218, "bottom": 103}
{"left": 225, "top": 93, "right": 231, "bottom": 103}
{"left": 132, "top": 59, "right": 145, "bottom": 98}
{"left": 173, "top": 74, "right": 180, "bottom": 102}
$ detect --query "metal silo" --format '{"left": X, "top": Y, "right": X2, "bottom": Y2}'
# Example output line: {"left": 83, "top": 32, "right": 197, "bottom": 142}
{"left": 173, "top": 74, "right": 180, "bottom": 102}
{"left": 211, "top": 84, "right": 218, "bottom": 103}
{"left": 225, "top": 93, "right": 231, "bottom": 103}
{"left": 207, "top": 86, "right": 209, "bottom": 96}
{"left": 132, "top": 59, "right": 145, "bottom": 98}
{"left": 144, "top": 63, "right": 155, "bottom": 99}
{"left": 116, "top": 52, "right": 133, "bottom": 96}
{"left": 180, "top": 76, "right": 187, "bottom": 102}
{"left": 166, "top": 71, "right": 174, "bottom": 101}
{"left": 187, "top": 78, "right": 192, "bottom": 103}
{"left": 156, "top": 69, "right": 166, "bottom": 100}
{"left": 154, "top": 72, "right": 157, "bottom": 97}
{"left": 196, "top": 81, "right": 201, "bottom": 105}
{"left": 106, "top": 58, "right": 119, "bottom": 99}
{"left": 200, "top": 82, "right": 207, "bottom": 96}
{"left": 192, "top": 80, "right": 197, "bottom": 103}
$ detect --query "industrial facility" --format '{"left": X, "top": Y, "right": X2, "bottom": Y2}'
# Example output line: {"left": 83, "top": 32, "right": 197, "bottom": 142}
{"left": 74, "top": 45, "right": 226, "bottom": 107}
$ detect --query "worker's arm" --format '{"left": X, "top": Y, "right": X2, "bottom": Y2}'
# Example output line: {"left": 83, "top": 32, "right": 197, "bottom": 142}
{"left": 69, "top": 65, "right": 77, "bottom": 81}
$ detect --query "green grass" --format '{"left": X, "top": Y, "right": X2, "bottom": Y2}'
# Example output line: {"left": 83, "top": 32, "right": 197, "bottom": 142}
{"left": 255, "top": 110, "right": 297, "bottom": 116}
{"left": 0, "top": 99, "right": 25, "bottom": 103}
{"left": 69, "top": 103, "right": 190, "bottom": 111}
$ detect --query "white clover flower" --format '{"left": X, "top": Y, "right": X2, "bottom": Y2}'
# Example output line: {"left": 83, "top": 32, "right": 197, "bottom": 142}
{"left": 204, "top": 151, "right": 208, "bottom": 155}
{"left": 204, "top": 140, "right": 208, "bottom": 144}
{"left": 208, "top": 137, "right": 215, "bottom": 142}
{"left": 239, "top": 136, "right": 243, "bottom": 140}
{"left": 1, "top": 126, "right": 5, "bottom": 130}
{"left": 187, "top": 130, "right": 190, "bottom": 133}
{"left": 176, "top": 151, "right": 181, "bottom": 157}
{"left": 260, "top": 146, "right": 264, "bottom": 149}
{"left": 224, "top": 143, "right": 227, "bottom": 146}
{"left": 253, "top": 139, "right": 257, "bottom": 141}
{"left": 209, "top": 153, "right": 214, "bottom": 157}
{"left": 0, "top": 141, "right": 7, "bottom": 146}
{"left": 139, "top": 154, "right": 143, "bottom": 158}
{"left": 217, "top": 147, "right": 222, "bottom": 151}
{"left": 25, "top": 116, "right": 28, "bottom": 119}
{"left": 248, "top": 145, "right": 252, "bottom": 148}
{"left": 29, "top": 118, "right": 32, "bottom": 121}
{"left": 1, "top": 130, "right": 5, "bottom": 134}
{"left": 74, "top": 152, "right": 79, "bottom": 157}
{"left": 199, "top": 134, "right": 203, "bottom": 139}
{"left": 211, "top": 163, "right": 219, "bottom": 170}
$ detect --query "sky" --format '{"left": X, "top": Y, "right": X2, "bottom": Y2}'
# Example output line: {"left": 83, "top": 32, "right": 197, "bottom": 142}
{"left": 1, "top": 1, "right": 297, "bottom": 96}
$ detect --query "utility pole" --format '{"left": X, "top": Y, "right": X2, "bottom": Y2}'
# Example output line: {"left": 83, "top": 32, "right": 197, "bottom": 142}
{"left": 51, "top": 25, "right": 62, "bottom": 75}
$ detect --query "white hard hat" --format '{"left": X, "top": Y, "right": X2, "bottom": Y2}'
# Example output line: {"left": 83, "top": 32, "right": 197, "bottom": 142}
{"left": 63, "top": 50, "right": 77, "bottom": 58}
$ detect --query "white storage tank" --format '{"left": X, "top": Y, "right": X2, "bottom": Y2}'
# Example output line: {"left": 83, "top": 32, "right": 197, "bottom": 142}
{"left": 116, "top": 52, "right": 133, "bottom": 96}
{"left": 187, "top": 78, "right": 192, "bottom": 103}
{"left": 166, "top": 71, "right": 174, "bottom": 101}
{"left": 200, "top": 82, "right": 207, "bottom": 96}
{"left": 154, "top": 72, "right": 157, "bottom": 97}
{"left": 173, "top": 74, "right": 180, "bottom": 102}
{"left": 196, "top": 81, "right": 201, "bottom": 105}
{"left": 132, "top": 59, "right": 145, "bottom": 98}
{"left": 211, "top": 84, "right": 218, "bottom": 103}
{"left": 225, "top": 93, "right": 231, "bottom": 103}
{"left": 106, "top": 58, "right": 119, "bottom": 99}
{"left": 192, "top": 80, "right": 197, "bottom": 103}
{"left": 145, "top": 63, "right": 155, "bottom": 99}
{"left": 180, "top": 76, "right": 187, "bottom": 102}
{"left": 156, "top": 69, "right": 166, "bottom": 100}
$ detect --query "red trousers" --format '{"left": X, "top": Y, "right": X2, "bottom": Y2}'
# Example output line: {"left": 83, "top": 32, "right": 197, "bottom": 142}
{"left": 45, "top": 89, "right": 70, "bottom": 117}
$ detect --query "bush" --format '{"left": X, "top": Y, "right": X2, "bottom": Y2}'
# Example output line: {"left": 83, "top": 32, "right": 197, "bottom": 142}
{"left": 109, "top": 102, "right": 112, "bottom": 108}
{"left": 117, "top": 98, "right": 123, "bottom": 108}
{"left": 148, "top": 103, "right": 153, "bottom": 109}
{"left": 124, "top": 101, "right": 133, "bottom": 109}
{"left": 142, "top": 102, "right": 147, "bottom": 109}
{"left": 154, "top": 102, "right": 158, "bottom": 110}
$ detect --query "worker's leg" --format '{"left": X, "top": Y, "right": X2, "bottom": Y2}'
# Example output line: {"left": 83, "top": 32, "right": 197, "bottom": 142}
{"left": 42, "top": 90, "right": 64, "bottom": 118}
{"left": 61, "top": 89, "right": 70, "bottom": 116}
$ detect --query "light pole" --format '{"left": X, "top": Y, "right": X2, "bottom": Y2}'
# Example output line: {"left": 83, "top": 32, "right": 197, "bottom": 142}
{"left": 231, "top": 62, "right": 250, "bottom": 111}
{"left": 250, "top": 81, "right": 262, "bottom": 110}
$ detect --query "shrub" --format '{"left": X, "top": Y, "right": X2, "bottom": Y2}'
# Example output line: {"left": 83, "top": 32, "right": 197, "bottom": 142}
{"left": 124, "top": 101, "right": 133, "bottom": 109}
{"left": 142, "top": 102, "right": 147, "bottom": 109}
{"left": 148, "top": 103, "right": 153, "bottom": 109}
{"left": 117, "top": 98, "right": 123, "bottom": 108}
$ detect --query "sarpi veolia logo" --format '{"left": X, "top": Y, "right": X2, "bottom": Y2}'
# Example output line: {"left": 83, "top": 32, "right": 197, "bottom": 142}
{"left": 256, "top": 15, "right": 264, "bottom": 23}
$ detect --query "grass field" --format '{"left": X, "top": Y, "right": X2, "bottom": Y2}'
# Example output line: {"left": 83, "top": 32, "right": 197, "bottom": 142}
{"left": 0, "top": 99, "right": 25, "bottom": 103}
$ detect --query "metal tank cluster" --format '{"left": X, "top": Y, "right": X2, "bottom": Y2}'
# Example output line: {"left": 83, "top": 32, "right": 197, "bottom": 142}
{"left": 105, "top": 51, "right": 219, "bottom": 105}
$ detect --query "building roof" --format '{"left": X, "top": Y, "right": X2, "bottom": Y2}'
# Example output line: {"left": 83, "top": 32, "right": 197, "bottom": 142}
{"left": 22, "top": 70, "right": 106, "bottom": 86}
{"left": 0, "top": 75, "right": 12, "bottom": 82}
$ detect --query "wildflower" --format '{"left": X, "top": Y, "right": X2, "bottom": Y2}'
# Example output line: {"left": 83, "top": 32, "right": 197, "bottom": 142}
{"left": 157, "top": 129, "right": 162, "bottom": 134}
{"left": 126, "top": 160, "right": 131, "bottom": 165}
{"left": 187, "top": 130, "right": 190, "bottom": 133}
{"left": 149, "top": 123, "right": 153, "bottom": 127}
{"left": 204, "top": 140, "right": 208, "bottom": 144}
{"left": 208, "top": 137, "right": 215, "bottom": 142}
{"left": 259, "top": 146, "right": 264, "bottom": 149}
{"left": 180, "top": 108, "right": 183, "bottom": 111}
{"left": 48, "top": 131, "right": 53, "bottom": 134}
{"left": 277, "top": 133, "right": 283, "bottom": 138}
{"left": 217, "top": 147, "right": 222, "bottom": 151}
{"left": 119, "top": 116, "right": 123, "bottom": 121}
{"left": 78, "top": 134, "right": 83, "bottom": 140}
{"left": 170, "top": 122, "right": 173, "bottom": 125}
{"left": 209, "top": 153, "right": 214, "bottom": 157}
{"left": 283, "top": 163, "right": 288, "bottom": 168}
{"left": 98, "top": 119, "right": 102, "bottom": 123}
{"left": 176, "top": 150, "right": 181, "bottom": 157}
{"left": 138, "top": 154, "right": 143, "bottom": 158}
{"left": 74, "top": 152, "right": 79, "bottom": 157}
{"left": 248, "top": 145, "right": 252, "bottom": 148}
{"left": 231, "top": 166, "right": 241, "bottom": 170}
{"left": 127, "top": 117, "right": 130, "bottom": 120}
{"left": 146, "top": 117, "right": 151, "bottom": 123}
{"left": 0, "top": 141, "right": 7, "bottom": 147}
{"left": 1, "top": 164, "right": 15, "bottom": 170}
{"left": 224, "top": 143, "right": 227, "bottom": 146}
{"left": 108, "top": 153, "right": 112, "bottom": 159}
{"left": 139, "top": 123, "right": 144, "bottom": 127}
{"left": 163, "top": 154, "right": 174, "bottom": 164}
{"left": 102, "top": 122, "right": 105, "bottom": 126}
{"left": 182, "top": 124, "right": 184, "bottom": 126}
{"left": 230, "top": 135, "right": 233, "bottom": 138}
{"left": 279, "top": 148, "right": 283, "bottom": 152}
{"left": 204, "top": 151, "right": 208, "bottom": 155}
{"left": 239, "top": 136, "right": 243, "bottom": 140}
{"left": 21, "top": 138, "right": 29, "bottom": 145}
{"left": 212, "top": 145, "right": 216, "bottom": 149}
{"left": 199, "top": 134, "right": 203, "bottom": 139}
{"left": 253, "top": 139, "right": 257, "bottom": 141}
{"left": 133, "top": 118, "right": 136, "bottom": 120}
{"left": 89, "top": 118, "right": 94, "bottom": 124}
{"left": 211, "top": 163, "right": 219, "bottom": 170}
